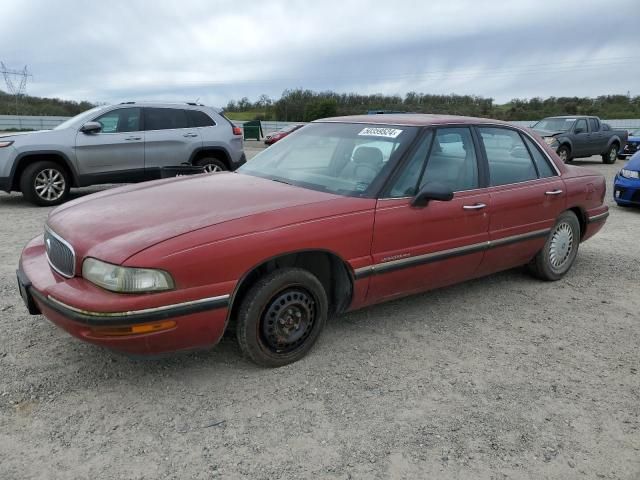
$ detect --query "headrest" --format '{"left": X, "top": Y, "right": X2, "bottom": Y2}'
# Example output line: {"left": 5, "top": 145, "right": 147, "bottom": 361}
{"left": 353, "top": 146, "right": 383, "bottom": 166}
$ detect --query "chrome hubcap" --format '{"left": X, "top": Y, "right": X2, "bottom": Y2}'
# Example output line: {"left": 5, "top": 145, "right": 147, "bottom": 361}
{"left": 549, "top": 222, "right": 574, "bottom": 269}
{"left": 203, "top": 164, "right": 222, "bottom": 173}
{"left": 34, "top": 169, "right": 65, "bottom": 201}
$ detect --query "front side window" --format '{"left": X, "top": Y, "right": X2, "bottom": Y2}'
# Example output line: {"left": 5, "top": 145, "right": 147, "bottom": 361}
{"left": 574, "top": 119, "right": 588, "bottom": 133}
{"left": 144, "top": 108, "right": 189, "bottom": 130}
{"left": 388, "top": 127, "right": 478, "bottom": 197}
{"left": 479, "top": 127, "right": 538, "bottom": 186}
{"left": 94, "top": 108, "right": 141, "bottom": 133}
{"left": 239, "top": 123, "right": 417, "bottom": 197}
{"left": 588, "top": 118, "right": 599, "bottom": 132}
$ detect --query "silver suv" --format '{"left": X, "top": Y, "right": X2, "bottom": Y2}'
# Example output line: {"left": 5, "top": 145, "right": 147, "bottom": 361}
{"left": 0, "top": 102, "right": 246, "bottom": 205}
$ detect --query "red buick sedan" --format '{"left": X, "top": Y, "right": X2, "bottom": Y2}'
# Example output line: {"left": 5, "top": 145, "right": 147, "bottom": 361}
{"left": 18, "top": 114, "right": 609, "bottom": 367}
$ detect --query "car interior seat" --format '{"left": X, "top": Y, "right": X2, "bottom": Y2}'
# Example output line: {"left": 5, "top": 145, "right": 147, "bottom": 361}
{"left": 340, "top": 146, "right": 384, "bottom": 183}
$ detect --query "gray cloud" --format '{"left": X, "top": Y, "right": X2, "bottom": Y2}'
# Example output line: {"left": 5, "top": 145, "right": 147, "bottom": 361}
{"left": 1, "top": 0, "right": 637, "bottom": 107}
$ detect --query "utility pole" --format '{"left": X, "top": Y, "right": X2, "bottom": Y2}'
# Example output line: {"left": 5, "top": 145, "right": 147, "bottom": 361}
{"left": 1, "top": 62, "right": 32, "bottom": 115}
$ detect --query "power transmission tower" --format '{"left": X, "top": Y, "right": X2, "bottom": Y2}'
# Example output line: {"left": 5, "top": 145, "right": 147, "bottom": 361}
{"left": 1, "top": 62, "right": 33, "bottom": 115}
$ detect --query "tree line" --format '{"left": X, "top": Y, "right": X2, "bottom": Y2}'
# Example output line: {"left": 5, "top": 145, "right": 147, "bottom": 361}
{"left": 225, "top": 89, "right": 640, "bottom": 122}
{"left": 0, "top": 90, "right": 94, "bottom": 116}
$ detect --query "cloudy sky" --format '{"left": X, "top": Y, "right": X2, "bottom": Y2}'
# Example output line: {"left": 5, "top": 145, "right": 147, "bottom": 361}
{"left": 1, "top": 0, "right": 637, "bottom": 107}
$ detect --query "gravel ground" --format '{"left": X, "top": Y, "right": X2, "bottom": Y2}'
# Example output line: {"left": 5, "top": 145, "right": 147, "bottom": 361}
{"left": 0, "top": 151, "right": 638, "bottom": 480}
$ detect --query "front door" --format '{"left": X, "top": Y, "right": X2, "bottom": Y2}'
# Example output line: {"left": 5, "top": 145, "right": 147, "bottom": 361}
{"left": 368, "top": 127, "right": 490, "bottom": 302}
{"left": 475, "top": 126, "right": 566, "bottom": 276}
{"left": 572, "top": 118, "right": 590, "bottom": 157}
{"left": 75, "top": 107, "right": 145, "bottom": 183}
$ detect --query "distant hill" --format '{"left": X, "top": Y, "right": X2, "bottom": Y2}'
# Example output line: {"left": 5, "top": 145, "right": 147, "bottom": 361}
{"left": 0, "top": 90, "right": 94, "bottom": 116}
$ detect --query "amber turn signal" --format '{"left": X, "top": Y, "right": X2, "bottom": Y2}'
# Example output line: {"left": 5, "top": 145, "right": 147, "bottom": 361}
{"left": 88, "top": 320, "right": 177, "bottom": 337}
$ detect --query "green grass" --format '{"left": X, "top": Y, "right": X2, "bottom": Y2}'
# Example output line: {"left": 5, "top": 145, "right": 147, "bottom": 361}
{"left": 224, "top": 110, "right": 266, "bottom": 121}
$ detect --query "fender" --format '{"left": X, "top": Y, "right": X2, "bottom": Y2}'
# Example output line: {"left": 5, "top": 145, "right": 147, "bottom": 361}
{"left": 9, "top": 150, "right": 80, "bottom": 191}
{"left": 188, "top": 146, "right": 231, "bottom": 166}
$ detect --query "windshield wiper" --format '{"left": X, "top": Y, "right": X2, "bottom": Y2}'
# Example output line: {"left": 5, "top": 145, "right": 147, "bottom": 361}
{"left": 270, "top": 177, "right": 292, "bottom": 186}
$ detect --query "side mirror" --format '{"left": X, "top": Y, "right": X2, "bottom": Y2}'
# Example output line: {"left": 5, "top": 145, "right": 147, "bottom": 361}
{"left": 411, "top": 182, "right": 454, "bottom": 207}
{"left": 574, "top": 127, "right": 585, "bottom": 134}
{"left": 80, "top": 121, "right": 102, "bottom": 134}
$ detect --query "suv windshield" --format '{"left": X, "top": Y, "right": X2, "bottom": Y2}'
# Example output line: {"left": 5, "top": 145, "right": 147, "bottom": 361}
{"left": 533, "top": 118, "right": 576, "bottom": 132}
{"left": 53, "top": 106, "right": 104, "bottom": 130}
{"left": 238, "top": 122, "right": 417, "bottom": 196}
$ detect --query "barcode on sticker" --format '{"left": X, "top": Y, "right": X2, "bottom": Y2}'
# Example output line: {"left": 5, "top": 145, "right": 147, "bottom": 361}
{"left": 358, "top": 127, "right": 403, "bottom": 138}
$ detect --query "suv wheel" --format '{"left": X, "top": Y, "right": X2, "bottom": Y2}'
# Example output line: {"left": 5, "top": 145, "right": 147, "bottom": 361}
{"left": 20, "top": 161, "right": 70, "bottom": 206}
{"left": 196, "top": 157, "right": 227, "bottom": 173}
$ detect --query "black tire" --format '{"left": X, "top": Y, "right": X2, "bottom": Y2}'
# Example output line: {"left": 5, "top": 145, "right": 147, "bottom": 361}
{"left": 528, "top": 211, "right": 581, "bottom": 281}
{"left": 556, "top": 145, "right": 571, "bottom": 163}
{"left": 20, "top": 161, "right": 70, "bottom": 206}
{"left": 602, "top": 144, "right": 618, "bottom": 164}
{"left": 196, "top": 157, "right": 227, "bottom": 173}
{"left": 236, "top": 268, "right": 328, "bottom": 367}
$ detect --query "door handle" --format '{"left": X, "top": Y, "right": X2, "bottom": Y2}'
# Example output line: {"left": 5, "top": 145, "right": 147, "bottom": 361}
{"left": 462, "top": 203, "right": 486, "bottom": 210}
{"left": 125, "top": 136, "right": 141, "bottom": 141}
{"left": 183, "top": 133, "right": 198, "bottom": 138}
{"left": 545, "top": 189, "right": 563, "bottom": 196}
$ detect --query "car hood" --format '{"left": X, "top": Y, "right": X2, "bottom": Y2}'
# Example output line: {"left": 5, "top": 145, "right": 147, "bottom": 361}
{"left": 532, "top": 129, "right": 565, "bottom": 137}
{"left": 623, "top": 152, "right": 640, "bottom": 171}
{"left": 627, "top": 135, "right": 640, "bottom": 142}
{"left": 0, "top": 130, "right": 49, "bottom": 139}
{"left": 46, "top": 173, "right": 350, "bottom": 265}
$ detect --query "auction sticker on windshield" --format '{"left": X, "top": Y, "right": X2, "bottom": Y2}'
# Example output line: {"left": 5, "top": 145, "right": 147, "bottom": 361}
{"left": 358, "top": 127, "right": 403, "bottom": 138}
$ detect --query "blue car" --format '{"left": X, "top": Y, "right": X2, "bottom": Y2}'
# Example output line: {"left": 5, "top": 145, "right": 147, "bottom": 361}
{"left": 618, "top": 128, "right": 640, "bottom": 159}
{"left": 614, "top": 151, "right": 640, "bottom": 206}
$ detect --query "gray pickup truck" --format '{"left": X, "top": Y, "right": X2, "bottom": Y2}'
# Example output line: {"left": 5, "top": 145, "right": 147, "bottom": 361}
{"left": 532, "top": 116, "right": 628, "bottom": 164}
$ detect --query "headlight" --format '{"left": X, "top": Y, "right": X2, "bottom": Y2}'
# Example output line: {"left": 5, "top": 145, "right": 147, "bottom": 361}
{"left": 543, "top": 137, "right": 558, "bottom": 146}
{"left": 82, "top": 258, "right": 174, "bottom": 293}
{"left": 620, "top": 169, "right": 640, "bottom": 179}
{"left": 0, "top": 140, "right": 14, "bottom": 148}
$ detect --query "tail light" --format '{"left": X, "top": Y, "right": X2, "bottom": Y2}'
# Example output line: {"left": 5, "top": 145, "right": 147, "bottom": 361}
{"left": 232, "top": 126, "right": 243, "bottom": 136}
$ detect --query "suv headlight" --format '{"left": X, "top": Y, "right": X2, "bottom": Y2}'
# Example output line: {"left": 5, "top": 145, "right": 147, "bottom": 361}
{"left": 620, "top": 169, "right": 639, "bottom": 179}
{"left": 82, "top": 258, "right": 174, "bottom": 293}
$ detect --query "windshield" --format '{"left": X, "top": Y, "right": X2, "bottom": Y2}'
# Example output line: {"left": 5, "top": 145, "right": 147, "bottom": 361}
{"left": 238, "top": 122, "right": 417, "bottom": 197}
{"left": 53, "top": 106, "right": 103, "bottom": 130}
{"left": 631, "top": 129, "right": 640, "bottom": 137}
{"left": 533, "top": 118, "right": 576, "bottom": 132}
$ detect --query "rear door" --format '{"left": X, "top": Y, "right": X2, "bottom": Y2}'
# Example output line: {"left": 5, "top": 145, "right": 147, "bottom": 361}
{"left": 588, "top": 117, "right": 607, "bottom": 152}
{"left": 75, "top": 107, "right": 145, "bottom": 182}
{"left": 368, "top": 127, "right": 490, "bottom": 302}
{"left": 143, "top": 108, "right": 202, "bottom": 175}
{"left": 475, "top": 127, "right": 566, "bottom": 276}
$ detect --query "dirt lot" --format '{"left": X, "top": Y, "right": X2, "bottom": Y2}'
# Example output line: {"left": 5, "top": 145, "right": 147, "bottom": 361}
{"left": 0, "top": 151, "right": 638, "bottom": 480}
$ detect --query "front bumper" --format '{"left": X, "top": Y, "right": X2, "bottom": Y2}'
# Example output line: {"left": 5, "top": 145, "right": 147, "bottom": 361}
{"left": 18, "top": 236, "right": 231, "bottom": 355}
{"left": 613, "top": 174, "right": 640, "bottom": 206}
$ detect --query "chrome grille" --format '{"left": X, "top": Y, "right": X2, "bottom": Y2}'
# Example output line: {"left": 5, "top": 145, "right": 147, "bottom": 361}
{"left": 44, "top": 227, "right": 75, "bottom": 278}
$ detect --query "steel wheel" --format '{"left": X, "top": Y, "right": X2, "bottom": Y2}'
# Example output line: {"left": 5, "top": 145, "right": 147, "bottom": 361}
{"left": 261, "top": 287, "right": 316, "bottom": 354}
{"left": 548, "top": 222, "right": 574, "bottom": 270}
{"left": 557, "top": 147, "right": 569, "bottom": 163}
{"left": 34, "top": 168, "right": 66, "bottom": 202}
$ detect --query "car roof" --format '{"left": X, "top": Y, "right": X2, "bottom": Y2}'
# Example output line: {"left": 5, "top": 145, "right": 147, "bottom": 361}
{"left": 314, "top": 113, "right": 514, "bottom": 127}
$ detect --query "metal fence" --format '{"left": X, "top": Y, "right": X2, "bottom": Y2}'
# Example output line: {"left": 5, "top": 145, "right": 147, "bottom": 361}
{"left": 1, "top": 115, "right": 639, "bottom": 134}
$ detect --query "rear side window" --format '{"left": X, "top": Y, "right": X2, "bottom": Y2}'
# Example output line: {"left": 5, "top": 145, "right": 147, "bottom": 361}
{"left": 186, "top": 110, "right": 216, "bottom": 127}
{"left": 523, "top": 136, "right": 556, "bottom": 178}
{"left": 479, "top": 127, "right": 538, "bottom": 186}
{"left": 144, "top": 108, "right": 188, "bottom": 130}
